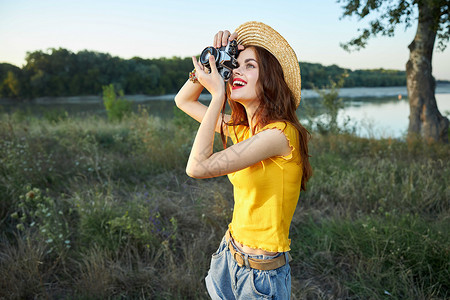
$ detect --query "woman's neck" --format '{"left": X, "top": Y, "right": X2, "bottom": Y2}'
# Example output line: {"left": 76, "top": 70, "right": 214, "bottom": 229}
{"left": 242, "top": 101, "right": 260, "bottom": 133}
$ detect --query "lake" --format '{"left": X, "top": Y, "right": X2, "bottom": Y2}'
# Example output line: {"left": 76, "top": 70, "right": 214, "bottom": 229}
{"left": 1, "top": 84, "right": 450, "bottom": 139}
{"left": 336, "top": 93, "right": 450, "bottom": 138}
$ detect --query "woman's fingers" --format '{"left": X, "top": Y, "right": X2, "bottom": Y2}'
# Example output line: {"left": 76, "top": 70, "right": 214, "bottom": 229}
{"left": 229, "top": 32, "right": 238, "bottom": 41}
{"left": 221, "top": 30, "right": 231, "bottom": 46}
{"left": 214, "top": 30, "right": 234, "bottom": 48}
{"left": 208, "top": 55, "right": 218, "bottom": 74}
{"left": 192, "top": 56, "right": 203, "bottom": 74}
{"left": 192, "top": 54, "right": 224, "bottom": 95}
{"left": 192, "top": 55, "right": 217, "bottom": 76}
{"left": 214, "top": 31, "right": 223, "bottom": 48}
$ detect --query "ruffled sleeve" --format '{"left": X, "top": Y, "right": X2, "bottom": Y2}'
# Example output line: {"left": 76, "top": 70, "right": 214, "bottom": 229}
{"left": 256, "top": 121, "right": 297, "bottom": 160}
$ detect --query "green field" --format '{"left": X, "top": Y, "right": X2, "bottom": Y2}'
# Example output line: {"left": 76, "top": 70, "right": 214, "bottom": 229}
{"left": 0, "top": 108, "right": 448, "bottom": 299}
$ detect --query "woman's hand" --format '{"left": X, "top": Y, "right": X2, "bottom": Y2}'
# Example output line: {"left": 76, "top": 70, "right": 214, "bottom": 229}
{"left": 213, "top": 30, "right": 245, "bottom": 50}
{"left": 190, "top": 30, "right": 245, "bottom": 98}
{"left": 192, "top": 54, "right": 225, "bottom": 99}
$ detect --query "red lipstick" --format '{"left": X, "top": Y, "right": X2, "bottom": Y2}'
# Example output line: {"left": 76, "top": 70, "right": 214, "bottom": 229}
{"left": 232, "top": 78, "right": 247, "bottom": 90}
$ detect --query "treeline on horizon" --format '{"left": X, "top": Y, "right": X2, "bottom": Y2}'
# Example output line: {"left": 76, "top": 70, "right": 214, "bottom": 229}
{"left": 0, "top": 47, "right": 430, "bottom": 100}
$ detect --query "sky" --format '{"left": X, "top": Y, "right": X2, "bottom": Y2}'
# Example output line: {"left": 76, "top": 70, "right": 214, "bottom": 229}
{"left": 1, "top": 0, "right": 450, "bottom": 80}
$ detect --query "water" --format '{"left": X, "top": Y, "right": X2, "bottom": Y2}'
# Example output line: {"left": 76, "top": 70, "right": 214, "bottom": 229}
{"left": 336, "top": 93, "right": 450, "bottom": 138}
{"left": 302, "top": 84, "right": 450, "bottom": 138}
{"left": 1, "top": 85, "right": 449, "bottom": 139}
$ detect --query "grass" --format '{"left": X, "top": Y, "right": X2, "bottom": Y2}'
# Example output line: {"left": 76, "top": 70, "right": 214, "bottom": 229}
{"left": 0, "top": 108, "right": 448, "bottom": 299}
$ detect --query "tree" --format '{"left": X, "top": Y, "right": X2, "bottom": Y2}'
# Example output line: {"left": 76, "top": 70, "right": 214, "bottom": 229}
{"left": 1, "top": 71, "right": 21, "bottom": 98}
{"left": 338, "top": 0, "right": 449, "bottom": 142}
{"left": 102, "top": 84, "right": 132, "bottom": 122}
{"left": 313, "top": 73, "right": 347, "bottom": 134}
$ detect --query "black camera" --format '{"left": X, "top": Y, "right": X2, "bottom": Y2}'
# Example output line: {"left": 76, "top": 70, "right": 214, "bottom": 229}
{"left": 199, "top": 40, "right": 240, "bottom": 81}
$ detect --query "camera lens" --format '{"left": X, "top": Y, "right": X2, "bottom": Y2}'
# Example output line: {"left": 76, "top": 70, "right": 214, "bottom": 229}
{"left": 223, "top": 70, "right": 230, "bottom": 80}
{"left": 200, "top": 47, "right": 218, "bottom": 69}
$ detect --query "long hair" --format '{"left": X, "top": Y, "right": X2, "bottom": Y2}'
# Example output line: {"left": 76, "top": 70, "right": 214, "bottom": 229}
{"left": 221, "top": 45, "right": 312, "bottom": 191}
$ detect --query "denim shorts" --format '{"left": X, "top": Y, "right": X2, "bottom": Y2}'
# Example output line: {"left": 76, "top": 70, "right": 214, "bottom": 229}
{"left": 205, "top": 235, "right": 291, "bottom": 299}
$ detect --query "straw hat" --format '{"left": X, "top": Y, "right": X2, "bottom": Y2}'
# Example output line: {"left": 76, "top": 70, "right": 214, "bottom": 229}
{"left": 235, "top": 21, "right": 301, "bottom": 107}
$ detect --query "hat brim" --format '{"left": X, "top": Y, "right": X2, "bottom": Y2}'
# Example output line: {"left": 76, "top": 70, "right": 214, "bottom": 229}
{"left": 235, "top": 21, "right": 301, "bottom": 108}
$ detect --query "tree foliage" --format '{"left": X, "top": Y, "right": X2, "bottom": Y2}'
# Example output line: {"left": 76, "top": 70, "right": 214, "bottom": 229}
{"left": 0, "top": 64, "right": 22, "bottom": 98}
{"left": 102, "top": 84, "right": 132, "bottom": 122}
{"left": 0, "top": 48, "right": 192, "bottom": 100}
{"left": 338, "top": 0, "right": 450, "bottom": 51}
{"left": 0, "top": 48, "right": 438, "bottom": 100}
{"left": 301, "top": 62, "right": 407, "bottom": 89}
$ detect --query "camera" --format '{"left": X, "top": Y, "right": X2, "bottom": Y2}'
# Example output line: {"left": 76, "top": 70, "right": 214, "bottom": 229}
{"left": 199, "top": 40, "right": 240, "bottom": 81}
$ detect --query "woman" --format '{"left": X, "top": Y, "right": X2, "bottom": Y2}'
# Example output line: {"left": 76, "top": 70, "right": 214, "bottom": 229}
{"left": 175, "top": 21, "right": 312, "bottom": 299}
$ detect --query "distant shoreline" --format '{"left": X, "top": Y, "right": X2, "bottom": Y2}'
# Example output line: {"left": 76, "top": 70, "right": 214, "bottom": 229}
{"left": 1, "top": 83, "right": 450, "bottom": 104}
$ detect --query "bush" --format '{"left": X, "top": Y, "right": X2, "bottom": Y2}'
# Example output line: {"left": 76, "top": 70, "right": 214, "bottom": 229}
{"left": 304, "top": 73, "right": 354, "bottom": 135}
{"left": 10, "top": 186, "right": 73, "bottom": 255}
{"left": 102, "top": 84, "right": 132, "bottom": 122}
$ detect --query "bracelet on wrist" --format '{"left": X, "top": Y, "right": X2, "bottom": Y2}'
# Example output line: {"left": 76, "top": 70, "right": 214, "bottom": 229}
{"left": 189, "top": 69, "right": 198, "bottom": 84}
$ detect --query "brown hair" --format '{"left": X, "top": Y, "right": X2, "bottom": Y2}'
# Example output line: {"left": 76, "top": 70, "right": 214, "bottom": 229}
{"left": 221, "top": 45, "right": 312, "bottom": 191}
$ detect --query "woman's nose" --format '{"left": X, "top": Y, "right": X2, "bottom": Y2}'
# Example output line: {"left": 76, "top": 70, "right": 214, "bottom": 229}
{"left": 233, "top": 66, "right": 242, "bottom": 75}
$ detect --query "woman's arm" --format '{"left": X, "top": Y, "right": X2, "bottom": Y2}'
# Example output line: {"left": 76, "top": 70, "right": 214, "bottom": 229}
{"left": 174, "top": 30, "right": 244, "bottom": 135}
{"left": 187, "top": 127, "right": 291, "bottom": 178}
{"left": 186, "top": 55, "right": 291, "bottom": 179}
{"left": 174, "top": 78, "right": 230, "bottom": 135}
{"left": 174, "top": 30, "right": 242, "bottom": 135}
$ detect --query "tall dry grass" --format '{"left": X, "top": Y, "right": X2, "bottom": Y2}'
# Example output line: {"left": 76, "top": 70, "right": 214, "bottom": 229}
{"left": 0, "top": 109, "right": 448, "bottom": 299}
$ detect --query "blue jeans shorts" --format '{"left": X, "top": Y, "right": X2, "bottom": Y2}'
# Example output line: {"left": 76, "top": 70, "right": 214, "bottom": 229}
{"left": 205, "top": 235, "right": 291, "bottom": 299}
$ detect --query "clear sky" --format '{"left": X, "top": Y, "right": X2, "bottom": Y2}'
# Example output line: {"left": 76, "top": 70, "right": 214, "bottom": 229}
{"left": 1, "top": 0, "right": 449, "bottom": 80}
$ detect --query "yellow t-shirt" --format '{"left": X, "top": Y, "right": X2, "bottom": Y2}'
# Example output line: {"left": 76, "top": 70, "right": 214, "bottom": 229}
{"left": 227, "top": 121, "right": 302, "bottom": 252}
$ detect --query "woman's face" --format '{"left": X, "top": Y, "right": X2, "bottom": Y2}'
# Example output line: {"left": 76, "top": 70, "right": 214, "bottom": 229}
{"left": 229, "top": 48, "right": 259, "bottom": 104}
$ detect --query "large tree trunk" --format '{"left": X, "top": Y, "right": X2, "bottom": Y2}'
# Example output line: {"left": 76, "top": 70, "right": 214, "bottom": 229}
{"left": 406, "top": 3, "right": 449, "bottom": 142}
